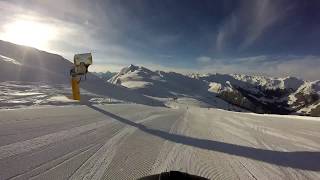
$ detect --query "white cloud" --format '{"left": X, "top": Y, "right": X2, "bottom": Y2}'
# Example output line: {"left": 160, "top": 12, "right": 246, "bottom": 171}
{"left": 265, "top": 56, "right": 320, "bottom": 81}
{"left": 197, "top": 55, "right": 320, "bottom": 81}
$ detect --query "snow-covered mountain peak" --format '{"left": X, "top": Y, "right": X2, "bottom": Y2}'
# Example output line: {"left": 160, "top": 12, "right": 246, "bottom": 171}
{"left": 119, "top": 64, "right": 139, "bottom": 75}
{"left": 280, "top": 76, "right": 304, "bottom": 91}
{"left": 194, "top": 73, "right": 304, "bottom": 91}
{"left": 118, "top": 64, "right": 154, "bottom": 76}
{"left": 109, "top": 64, "right": 161, "bottom": 89}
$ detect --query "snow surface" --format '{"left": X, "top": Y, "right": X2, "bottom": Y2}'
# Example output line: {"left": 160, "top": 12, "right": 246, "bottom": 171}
{"left": 0, "top": 104, "right": 319, "bottom": 180}
{"left": 0, "top": 81, "right": 149, "bottom": 109}
{"left": 121, "top": 81, "right": 152, "bottom": 89}
{"left": 47, "top": 96, "right": 79, "bottom": 103}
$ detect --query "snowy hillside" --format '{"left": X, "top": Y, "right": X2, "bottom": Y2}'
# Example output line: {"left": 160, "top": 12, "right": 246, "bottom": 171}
{"left": 109, "top": 64, "right": 245, "bottom": 111}
{"left": 0, "top": 40, "right": 163, "bottom": 108}
{"left": 111, "top": 65, "right": 320, "bottom": 116}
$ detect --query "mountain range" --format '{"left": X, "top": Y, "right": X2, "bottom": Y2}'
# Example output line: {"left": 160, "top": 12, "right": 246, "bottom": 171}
{"left": 109, "top": 64, "right": 320, "bottom": 116}
{"left": 0, "top": 40, "right": 319, "bottom": 116}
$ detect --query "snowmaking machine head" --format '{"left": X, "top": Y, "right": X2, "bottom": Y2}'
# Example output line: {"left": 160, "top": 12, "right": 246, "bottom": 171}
{"left": 70, "top": 53, "right": 92, "bottom": 77}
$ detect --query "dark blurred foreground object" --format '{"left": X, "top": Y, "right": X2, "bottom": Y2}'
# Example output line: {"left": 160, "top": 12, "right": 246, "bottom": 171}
{"left": 138, "top": 171, "right": 209, "bottom": 180}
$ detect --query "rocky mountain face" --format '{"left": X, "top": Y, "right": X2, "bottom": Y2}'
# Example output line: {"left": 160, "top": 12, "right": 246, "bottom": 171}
{"left": 196, "top": 74, "right": 320, "bottom": 115}
{"left": 92, "top": 71, "right": 117, "bottom": 81}
{"left": 110, "top": 65, "right": 320, "bottom": 116}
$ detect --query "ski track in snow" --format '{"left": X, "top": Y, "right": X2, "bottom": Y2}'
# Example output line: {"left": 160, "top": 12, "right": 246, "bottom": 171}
{"left": 0, "top": 104, "right": 320, "bottom": 180}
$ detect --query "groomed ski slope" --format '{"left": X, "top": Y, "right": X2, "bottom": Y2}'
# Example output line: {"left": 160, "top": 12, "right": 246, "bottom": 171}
{"left": 0, "top": 104, "right": 320, "bottom": 180}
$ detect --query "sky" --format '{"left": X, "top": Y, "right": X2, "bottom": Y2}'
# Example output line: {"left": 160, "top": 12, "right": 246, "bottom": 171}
{"left": 0, "top": 0, "right": 320, "bottom": 80}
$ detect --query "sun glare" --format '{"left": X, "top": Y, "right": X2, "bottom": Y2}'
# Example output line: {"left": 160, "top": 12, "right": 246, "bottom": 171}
{"left": 1, "top": 19, "right": 58, "bottom": 50}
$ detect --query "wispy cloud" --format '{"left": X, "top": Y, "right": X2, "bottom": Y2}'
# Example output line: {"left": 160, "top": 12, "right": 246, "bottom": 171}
{"left": 196, "top": 56, "right": 212, "bottom": 63}
{"left": 215, "top": 13, "right": 238, "bottom": 52}
{"left": 216, "top": 0, "right": 293, "bottom": 52}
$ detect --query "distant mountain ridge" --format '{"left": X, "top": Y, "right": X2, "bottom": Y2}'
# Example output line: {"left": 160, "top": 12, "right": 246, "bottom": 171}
{"left": 110, "top": 64, "right": 320, "bottom": 116}
{"left": 92, "top": 71, "right": 117, "bottom": 81}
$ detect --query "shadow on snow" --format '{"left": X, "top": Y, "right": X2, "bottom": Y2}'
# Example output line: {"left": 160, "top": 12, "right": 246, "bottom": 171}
{"left": 88, "top": 105, "right": 320, "bottom": 171}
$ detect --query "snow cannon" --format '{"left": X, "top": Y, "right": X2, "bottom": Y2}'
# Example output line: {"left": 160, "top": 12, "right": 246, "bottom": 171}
{"left": 70, "top": 53, "right": 93, "bottom": 100}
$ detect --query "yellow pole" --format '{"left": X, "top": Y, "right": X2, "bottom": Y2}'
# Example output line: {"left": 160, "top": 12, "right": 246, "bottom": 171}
{"left": 71, "top": 77, "right": 80, "bottom": 100}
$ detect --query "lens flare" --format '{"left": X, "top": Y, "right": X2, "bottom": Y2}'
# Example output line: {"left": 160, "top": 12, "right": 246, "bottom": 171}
{"left": 0, "top": 19, "right": 58, "bottom": 50}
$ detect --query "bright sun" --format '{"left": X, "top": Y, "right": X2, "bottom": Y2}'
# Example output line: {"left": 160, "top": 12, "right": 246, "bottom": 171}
{"left": 1, "top": 19, "right": 57, "bottom": 50}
